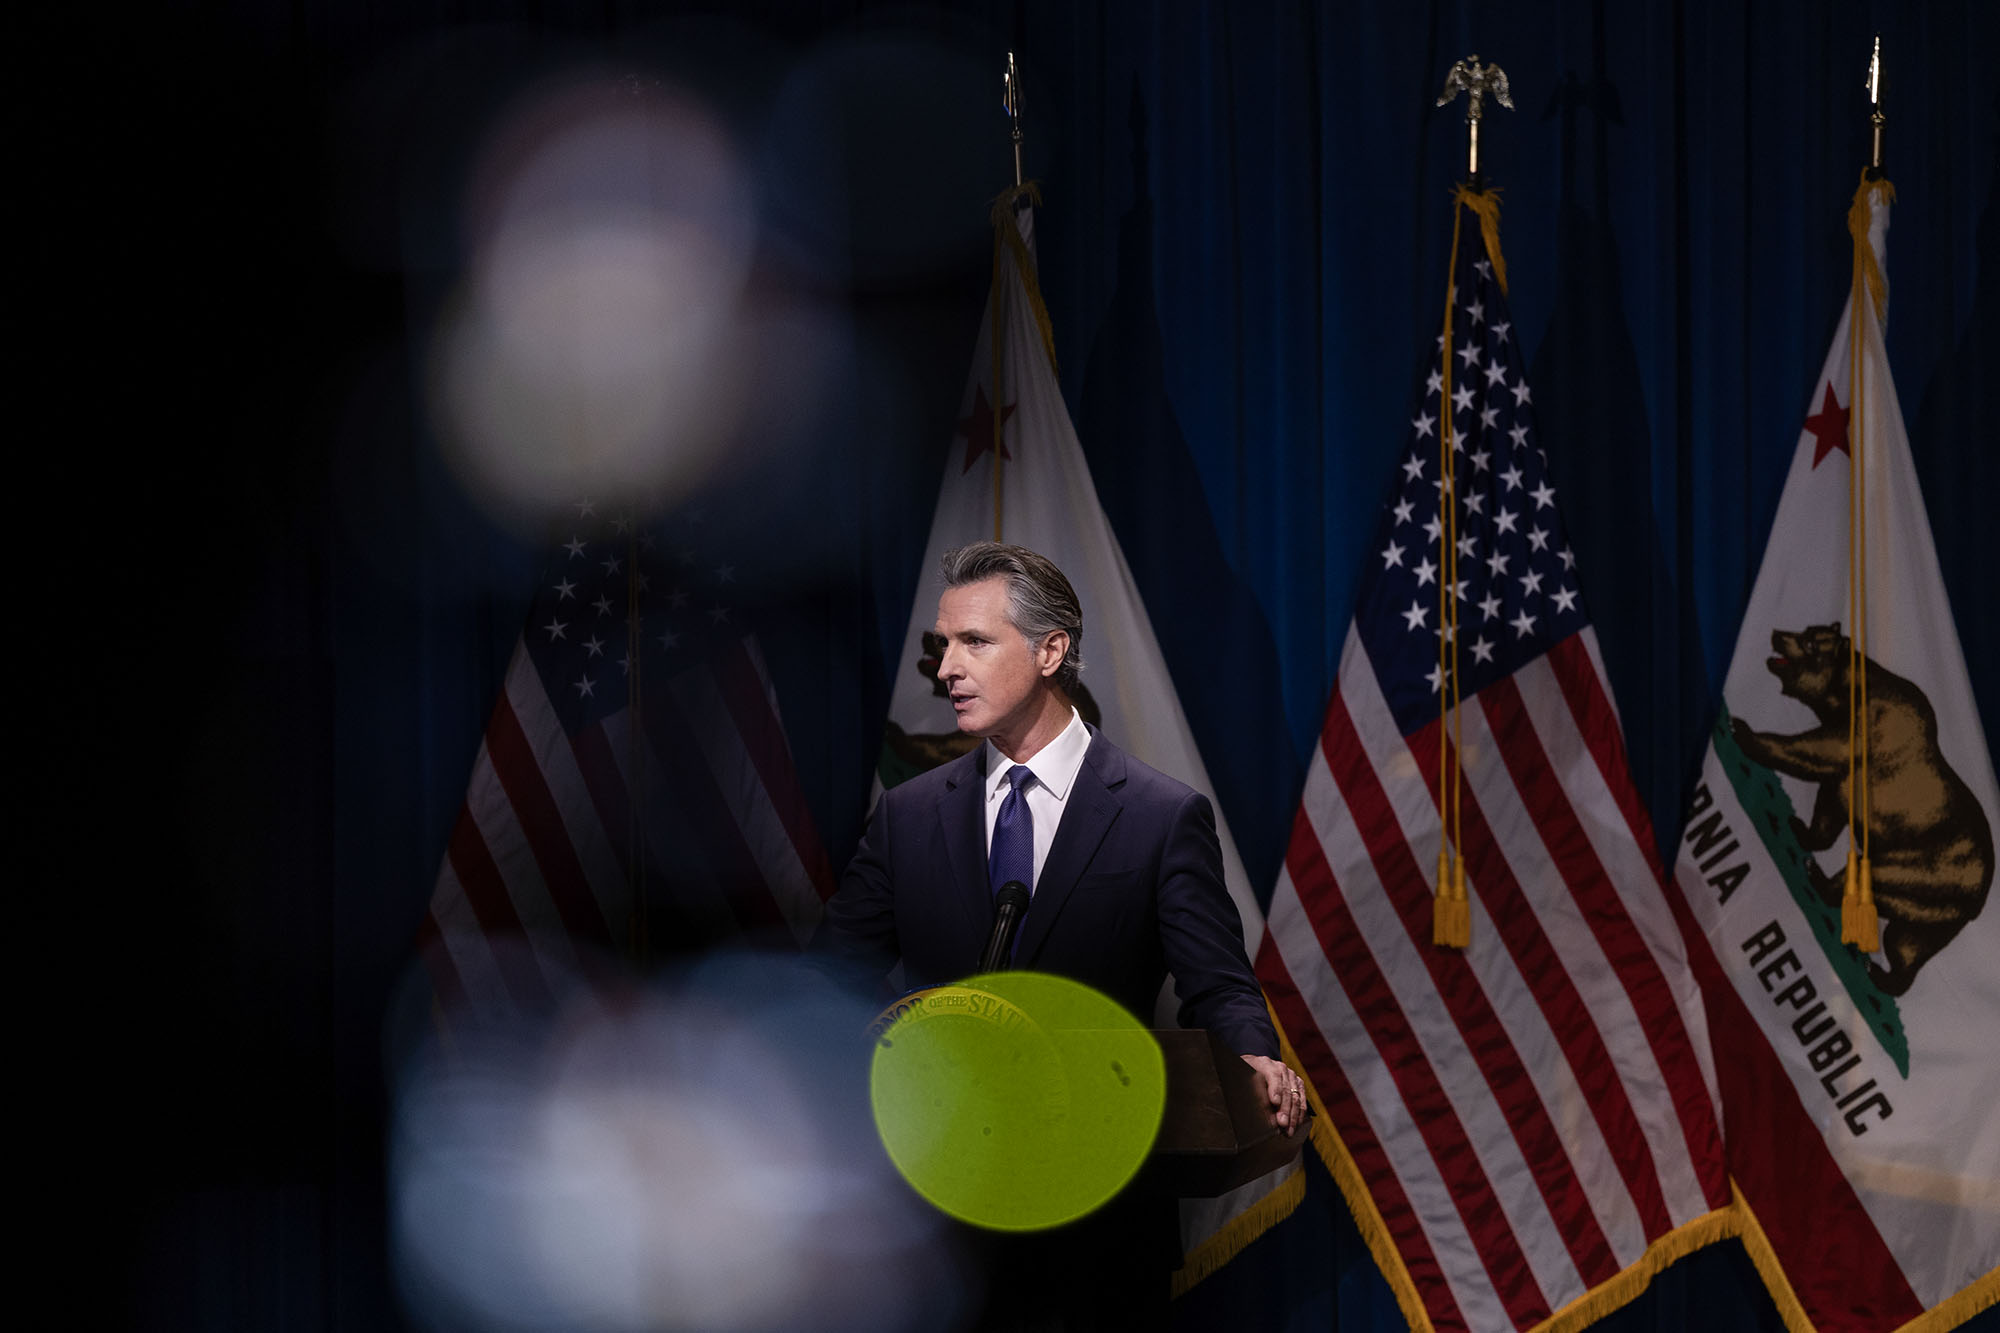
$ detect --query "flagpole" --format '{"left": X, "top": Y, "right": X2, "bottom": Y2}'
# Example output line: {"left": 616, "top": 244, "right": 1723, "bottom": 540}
{"left": 990, "top": 51, "right": 1028, "bottom": 539}
{"left": 1864, "top": 35, "right": 1886, "bottom": 181}
{"left": 1004, "top": 50, "right": 1024, "bottom": 189}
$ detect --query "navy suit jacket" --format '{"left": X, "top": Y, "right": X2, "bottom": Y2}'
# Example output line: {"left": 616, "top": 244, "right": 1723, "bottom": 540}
{"left": 821, "top": 731, "right": 1278, "bottom": 1059}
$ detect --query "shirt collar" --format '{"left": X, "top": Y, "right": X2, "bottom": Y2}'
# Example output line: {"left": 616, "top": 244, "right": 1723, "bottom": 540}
{"left": 985, "top": 708, "right": 1090, "bottom": 803}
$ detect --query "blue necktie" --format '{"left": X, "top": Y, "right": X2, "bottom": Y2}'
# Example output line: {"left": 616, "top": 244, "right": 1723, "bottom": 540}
{"left": 988, "top": 766, "right": 1037, "bottom": 898}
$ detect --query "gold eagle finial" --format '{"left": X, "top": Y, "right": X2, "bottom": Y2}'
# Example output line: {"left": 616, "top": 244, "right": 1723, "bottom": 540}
{"left": 1437, "top": 55, "right": 1514, "bottom": 180}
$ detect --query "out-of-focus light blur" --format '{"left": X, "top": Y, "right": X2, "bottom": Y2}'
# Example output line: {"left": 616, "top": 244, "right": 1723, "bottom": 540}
{"left": 392, "top": 952, "right": 969, "bottom": 1332}
{"left": 869, "top": 972, "right": 1166, "bottom": 1232}
{"left": 429, "top": 74, "right": 760, "bottom": 528}
{"left": 759, "top": 30, "right": 996, "bottom": 286}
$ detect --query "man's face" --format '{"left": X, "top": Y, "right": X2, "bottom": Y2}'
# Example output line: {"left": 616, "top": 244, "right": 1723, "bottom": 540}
{"left": 934, "top": 578, "right": 1059, "bottom": 740}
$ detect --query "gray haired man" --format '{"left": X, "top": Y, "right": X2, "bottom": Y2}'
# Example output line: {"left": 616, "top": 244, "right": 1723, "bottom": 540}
{"left": 820, "top": 541, "right": 1303, "bottom": 1321}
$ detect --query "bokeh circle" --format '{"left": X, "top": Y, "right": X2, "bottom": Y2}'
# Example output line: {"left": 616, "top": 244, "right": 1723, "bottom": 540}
{"left": 868, "top": 973, "right": 1165, "bottom": 1231}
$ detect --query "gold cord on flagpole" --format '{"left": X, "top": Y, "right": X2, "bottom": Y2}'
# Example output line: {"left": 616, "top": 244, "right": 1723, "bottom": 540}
{"left": 1844, "top": 270, "right": 1864, "bottom": 945}
{"left": 1840, "top": 165, "right": 1894, "bottom": 954}
{"left": 1447, "top": 305, "right": 1469, "bottom": 940}
{"left": 1843, "top": 225, "right": 1869, "bottom": 950}
{"left": 1426, "top": 182, "right": 1509, "bottom": 949}
{"left": 1854, "top": 52, "right": 1890, "bottom": 957}
{"left": 1430, "top": 52, "right": 1512, "bottom": 949}
{"left": 1432, "top": 199, "right": 1470, "bottom": 949}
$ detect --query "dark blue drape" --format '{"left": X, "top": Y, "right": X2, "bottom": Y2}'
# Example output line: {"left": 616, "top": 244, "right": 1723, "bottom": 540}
{"left": 76, "top": 1, "right": 1995, "bottom": 1329}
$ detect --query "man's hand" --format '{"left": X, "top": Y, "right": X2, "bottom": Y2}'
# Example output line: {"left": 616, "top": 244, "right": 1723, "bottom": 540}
{"left": 1241, "top": 1053, "right": 1309, "bottom": 1137}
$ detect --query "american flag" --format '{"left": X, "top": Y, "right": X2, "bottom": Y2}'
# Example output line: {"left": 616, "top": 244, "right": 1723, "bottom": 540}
{"left": 1254, "top": 196, "right": 1732, "bottom": 1331}
{"left": 421, "top": 500, "right": 835, "bottom": 1016}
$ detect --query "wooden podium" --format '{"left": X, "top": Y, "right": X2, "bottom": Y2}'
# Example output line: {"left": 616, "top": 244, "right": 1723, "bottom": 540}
{"left": 1145, "top": 1028, "right": 1305, "bottom": 1196}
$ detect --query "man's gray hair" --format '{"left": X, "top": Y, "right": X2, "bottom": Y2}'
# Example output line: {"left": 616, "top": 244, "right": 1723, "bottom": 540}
{"left": 939, "top": 542, "right": 1085, "bottom": 693}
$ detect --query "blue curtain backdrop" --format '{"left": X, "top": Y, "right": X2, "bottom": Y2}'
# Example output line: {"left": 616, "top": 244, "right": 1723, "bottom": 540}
{"left": 74, "top": 1, "right": 1996, "bottom": 1329}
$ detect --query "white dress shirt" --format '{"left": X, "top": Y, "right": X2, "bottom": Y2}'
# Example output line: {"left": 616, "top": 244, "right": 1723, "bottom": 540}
{"left": 982, "top": 708, "right": 1091, "bottom": 896}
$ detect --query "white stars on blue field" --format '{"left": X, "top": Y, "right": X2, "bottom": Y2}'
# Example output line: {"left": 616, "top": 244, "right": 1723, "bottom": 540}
{"left": 1354, "top": 232, "right": 1588, "bottom": 737}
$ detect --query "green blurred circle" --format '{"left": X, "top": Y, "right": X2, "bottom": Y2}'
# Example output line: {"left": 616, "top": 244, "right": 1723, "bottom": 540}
{"left": 868, "top": 972, "right": 1165, "bottom": 1231}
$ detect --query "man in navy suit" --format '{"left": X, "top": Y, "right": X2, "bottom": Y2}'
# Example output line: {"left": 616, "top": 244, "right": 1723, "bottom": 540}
{"left": 820, "top": 542, "right": 1305, "bottom": 1324}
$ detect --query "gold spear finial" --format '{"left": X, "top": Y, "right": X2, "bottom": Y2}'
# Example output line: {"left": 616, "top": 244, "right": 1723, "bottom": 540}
{"left": 1865, "top": 35, "right": 1887, "bottom": 179}
{"left": 1437, "top": 54, "right": 1515, "bottom": 183}
{"left": 1004, "top": 50, "right": 1024, "bottom": 188}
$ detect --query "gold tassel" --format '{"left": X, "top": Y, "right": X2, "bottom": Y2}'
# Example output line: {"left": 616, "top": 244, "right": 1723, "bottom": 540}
{"left": 1435, "top": 894, "right": 1470, "bottom": 949}
{"left": 1844, "top": 855, "right": 1881, "bottom": 952}
{"left": 1433, "top": 851, "right": 1470, "bottom": 948}
{"left": 1838, "top": 848, "right": 1865, "bottom": 949}
{"left": 1433, "top": 897, "right": 1469, "bottom": 948}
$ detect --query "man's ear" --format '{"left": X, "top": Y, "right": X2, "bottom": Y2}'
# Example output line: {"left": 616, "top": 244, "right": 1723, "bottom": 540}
{"left": 1037, "top": 630, "right": 1070, "bottom": 678}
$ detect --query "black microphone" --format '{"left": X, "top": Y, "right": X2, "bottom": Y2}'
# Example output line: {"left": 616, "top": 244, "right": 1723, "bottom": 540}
{"left": 979, "top": 881, "right": 1031, "bottom": 973}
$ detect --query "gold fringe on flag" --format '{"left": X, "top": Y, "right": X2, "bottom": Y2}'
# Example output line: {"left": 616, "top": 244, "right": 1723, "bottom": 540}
{"left": 1268, "top": 1014, "right": 1437, "bottom": 1332}
{"left": 1169, "top": 1165, "right": 1308, "bottom": 1296}
{"left": 1716, "top": 1184, "right": 1815, "bottom": 1333}
{"left": 1169, "top": 998, "right": 1314, "bottom": 1295}
{"left": 1268, "top": 1007, "right": 1747, "bottom": 1333}
{"left": 1720, "top": 1182, "right": 1997, "bottom": 1333}
{"left": 1530, "top": 1204, "right": 1740, "bottom": 1333}
{"left": 1897, "top": 1266, "right": 2000, "bottom": 1332}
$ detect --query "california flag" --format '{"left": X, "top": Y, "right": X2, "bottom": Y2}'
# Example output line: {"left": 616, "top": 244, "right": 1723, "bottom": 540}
{"left": 1669, "top": 177, "right": 1999, "bottom": 1331}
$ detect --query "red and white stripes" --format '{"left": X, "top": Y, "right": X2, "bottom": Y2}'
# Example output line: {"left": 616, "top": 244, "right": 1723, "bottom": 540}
{"left": 1259, "top": 627, "right": 1727, "bottom": 1331}
{"left": 426, "top": 637, "right": 834, "bottom": 1019}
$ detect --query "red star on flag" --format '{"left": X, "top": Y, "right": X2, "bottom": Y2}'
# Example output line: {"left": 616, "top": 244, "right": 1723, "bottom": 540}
{"left": 958, "top": 384, "right": 1016, "bottom": 474}
{"left": 1804, "top": 381, "right": 1851, "bottom": 468}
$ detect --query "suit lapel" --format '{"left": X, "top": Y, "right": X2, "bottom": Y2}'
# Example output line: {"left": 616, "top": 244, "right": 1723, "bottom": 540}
{"left": 1015, "top": 733, "right": 1125, "bottom": 965}
{"left": 936, "top": 747, "right": 992, "bottom": 948}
